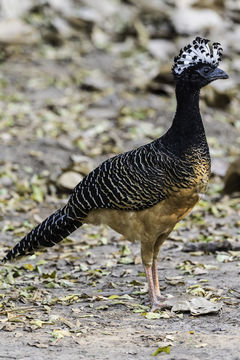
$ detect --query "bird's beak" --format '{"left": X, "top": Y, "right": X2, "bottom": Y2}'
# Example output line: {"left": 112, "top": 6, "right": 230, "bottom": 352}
{"left": 210, "top": 67, "right": 229, "bottom": 80}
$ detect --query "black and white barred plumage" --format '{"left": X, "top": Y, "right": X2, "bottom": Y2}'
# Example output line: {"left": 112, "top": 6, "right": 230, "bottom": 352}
{"left": 3, "top": 139, "right": 205, "bottom": 261}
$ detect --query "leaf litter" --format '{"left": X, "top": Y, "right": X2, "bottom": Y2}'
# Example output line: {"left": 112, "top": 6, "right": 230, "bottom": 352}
{"left": 0, "top": 0, "right": 240, "bottom": 359}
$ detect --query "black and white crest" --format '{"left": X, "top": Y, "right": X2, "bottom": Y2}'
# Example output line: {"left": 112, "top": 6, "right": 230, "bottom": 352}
{"left": 172, "top": 37, "right": 223, "bottom": 76}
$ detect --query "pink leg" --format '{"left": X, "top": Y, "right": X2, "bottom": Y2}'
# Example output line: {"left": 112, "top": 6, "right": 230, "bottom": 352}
{"left": 144, "top": 265, "right": 167, "bottom": 311}
{"left": 151, "top": 233, "right": 171, "bottom": 303}
{"left": 141, "top": 235, "right": 170, "bottom": 311}
{"left": 152, "top": 259, "right": 166, "bottom": 301}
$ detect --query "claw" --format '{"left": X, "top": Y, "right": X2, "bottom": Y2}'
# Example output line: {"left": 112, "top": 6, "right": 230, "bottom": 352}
{"left": 151, "top": 301, "right": 170, "bottom": 312}
{"left": 156, "top": 295, "right": 167, "bottom": 301}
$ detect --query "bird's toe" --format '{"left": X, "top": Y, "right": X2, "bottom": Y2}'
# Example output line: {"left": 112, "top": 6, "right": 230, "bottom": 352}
{"left": 151, "top": 300, "right": 171, "bottom": 312}
{"left": 156, "top": 294, "right": 167, "bottom": 301}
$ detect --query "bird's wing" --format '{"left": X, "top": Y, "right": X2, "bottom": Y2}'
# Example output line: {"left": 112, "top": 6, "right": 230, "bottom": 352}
{"left": 65, "top": 142, "right": 185, "bottom": 220}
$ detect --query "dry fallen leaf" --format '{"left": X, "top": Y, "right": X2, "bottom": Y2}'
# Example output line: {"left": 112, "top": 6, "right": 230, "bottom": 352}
{"left": 152, "top": 343, "right": 171, "bottom": 356}
{"left": 165, "top": 276, "right": 185, "bottom": 286}
{"left": 52, "top": 328, "right": 72, "bottom": 339}
{"left": 143, "top": 311, "right": 171, "bottom": 319}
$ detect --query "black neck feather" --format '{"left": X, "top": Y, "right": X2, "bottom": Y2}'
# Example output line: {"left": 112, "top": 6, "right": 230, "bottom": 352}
{"left": 162, "top": 82, "right": 208, "bottom": 156}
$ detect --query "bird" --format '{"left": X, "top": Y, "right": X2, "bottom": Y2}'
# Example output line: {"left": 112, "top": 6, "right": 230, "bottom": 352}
{"left": 2, "top": 37, "right": 228, "bottom": 310}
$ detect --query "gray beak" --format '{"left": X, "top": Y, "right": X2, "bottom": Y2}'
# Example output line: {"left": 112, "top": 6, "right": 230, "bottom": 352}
{"left": 210, "top": 67, "right": 229, "bottom": 80}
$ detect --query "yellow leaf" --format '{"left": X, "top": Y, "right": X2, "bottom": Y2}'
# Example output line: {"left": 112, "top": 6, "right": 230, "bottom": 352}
{"left": 31, "top": 184, "right": 44, "bottom": 203}
{"left": 152, "top": 345, "right": 171, "bottom": 356}
{"left": 108, "top": 295, "right": 120, "bottom": 300}
{"left": 23, "top": 263, "right": 34, "bottom": 271}
{"left": 59, "top": 294, "right": 79, "bottom": 302}
{"left": 119, "top": 256, "right": 133, "bottom": 264}
{"left": 30, "top": 319, "right": 43, "bottom": 328}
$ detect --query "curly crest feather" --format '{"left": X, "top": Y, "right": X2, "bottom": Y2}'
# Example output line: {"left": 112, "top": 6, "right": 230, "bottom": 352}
{"left": 172, "top": 37, "right": 223, "bottom": 76}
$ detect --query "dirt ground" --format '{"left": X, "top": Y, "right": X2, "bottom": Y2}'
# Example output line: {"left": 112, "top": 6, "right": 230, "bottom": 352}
{"left": 1, "top": 27, "right": 240, "bottom": 360}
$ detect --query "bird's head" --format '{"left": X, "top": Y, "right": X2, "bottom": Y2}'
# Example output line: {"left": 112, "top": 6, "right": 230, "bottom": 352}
{"left": 172, "top": 37, "right": 228, "bottom": 89}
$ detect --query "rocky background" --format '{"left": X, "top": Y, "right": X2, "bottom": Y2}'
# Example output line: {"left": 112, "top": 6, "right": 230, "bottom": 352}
{"left": 0, "top": 1, "right": 240, "bottom": 359}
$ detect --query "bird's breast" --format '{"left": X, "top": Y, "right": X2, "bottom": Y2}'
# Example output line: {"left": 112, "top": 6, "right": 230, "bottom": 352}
{"left": 85, "top": 187, "right": 200, "bottom": 243}
{"left": 187, "top": 151, "right": 211, "bottom": 193}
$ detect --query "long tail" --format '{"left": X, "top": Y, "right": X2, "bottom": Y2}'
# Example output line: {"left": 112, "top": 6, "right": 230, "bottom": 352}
{"left": 2, "top": 208, "right": 82, "bottom": 262}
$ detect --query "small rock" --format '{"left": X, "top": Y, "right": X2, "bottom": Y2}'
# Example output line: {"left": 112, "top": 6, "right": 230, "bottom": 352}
{"left": 57, "top": 136, "right": 74, "bottom": 150}
{"left": 225, "top": 26, "right": 240, "bottom": 54}
{"left": 52, "top": 17, "right": 74, "bottom": 38}
{"left": 130, "top": 0, "right": 168, "bottom": 14}
{"left": 81, "top": 72, "right": 112, "bottom": 91}
{"left": 66, "top": 7, "right": 102, "bottom": 29}
{"left": 57, "top": 171, "right": 83, "bottom": 191}
{"left": 147, "top": 39, "right": 175, "bottom": 61}
{"left": 147, "top": 64, "right": 173, "bottom": 95}
{"left": 211, "top": 157, "right": 229, "bottom": 177}
{"left": 0, "top": 176, "right": 13, "bottom": 188}
{"left": 167, "top": 294, "right": 222, "bottom": 315}
{"left": 223, "top": 157, "right": 240, "bottom": 194}
{"left": 204, "top": 79, "right": 236, "bottom": 108}
{"left": 70, "top": 154, "right": 95, "bottom": 175}
{"left": 1, "top": 323, "right": 17, "bottom": 331}
{"left": 0, "top": 132, "right": 12, "bottom": 143}
{"left": 232, "top": 58, "right": 240, "bottom": 73}
{"left": 0, "top": 19, "right": 39, "bottom": 44}
{"left": 85, "top": 107, "right": 118, "bottom": 120}
{"left": 91, "top": 26, "right": 110, "bottom": 49}
{"left": 0, "top": 0, "right": 33, "bottom": 19}
{"left": 171, "top": 8, "right": 222, "bottom": 35}
{"left": 189, "top": 297, "right": 222, "bottom": 316}
{"left": 48, "top": 0, "right": 73, "bottom": 14}
{"left": 225, "top": 0, "right": 240, "bottom": 23}
{"left": 81, "top": 0, "right": 117, "bottom": 17}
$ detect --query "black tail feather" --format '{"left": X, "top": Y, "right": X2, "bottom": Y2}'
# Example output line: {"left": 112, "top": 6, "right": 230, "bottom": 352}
{"left": 2, "top": 208, "right": 82, "bottom": 262}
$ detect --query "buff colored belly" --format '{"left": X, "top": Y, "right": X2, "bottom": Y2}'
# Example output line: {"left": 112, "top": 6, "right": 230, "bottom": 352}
{"left": 85, "top": 188, "right": 200, "bottom": 243}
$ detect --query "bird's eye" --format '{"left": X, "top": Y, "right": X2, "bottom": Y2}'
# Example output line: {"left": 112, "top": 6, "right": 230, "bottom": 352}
{"left": 203, "top": 67, "right": 210, "bottom": 74}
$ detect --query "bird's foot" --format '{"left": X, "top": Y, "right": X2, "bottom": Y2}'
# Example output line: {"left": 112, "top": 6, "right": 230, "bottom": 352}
{"left": 156, "top": 294, "right": 167, "bottom": 301}
{"left": 151, "top": 300, "right": 170, "bottom": 312}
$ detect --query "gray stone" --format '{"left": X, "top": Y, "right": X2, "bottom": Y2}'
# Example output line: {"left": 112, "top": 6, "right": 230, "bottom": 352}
{"left": 171, "top": 7, "right": 222, "bottom": 34}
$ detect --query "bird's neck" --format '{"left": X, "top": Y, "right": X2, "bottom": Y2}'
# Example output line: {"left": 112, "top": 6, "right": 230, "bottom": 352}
{"left": 162, "top": 83, "right": 207, "bottom": 155}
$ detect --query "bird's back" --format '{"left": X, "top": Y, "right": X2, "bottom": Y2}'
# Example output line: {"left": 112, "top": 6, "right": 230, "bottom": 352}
{"left": 83, "top": 136, "right": 210, "bottom": 243}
